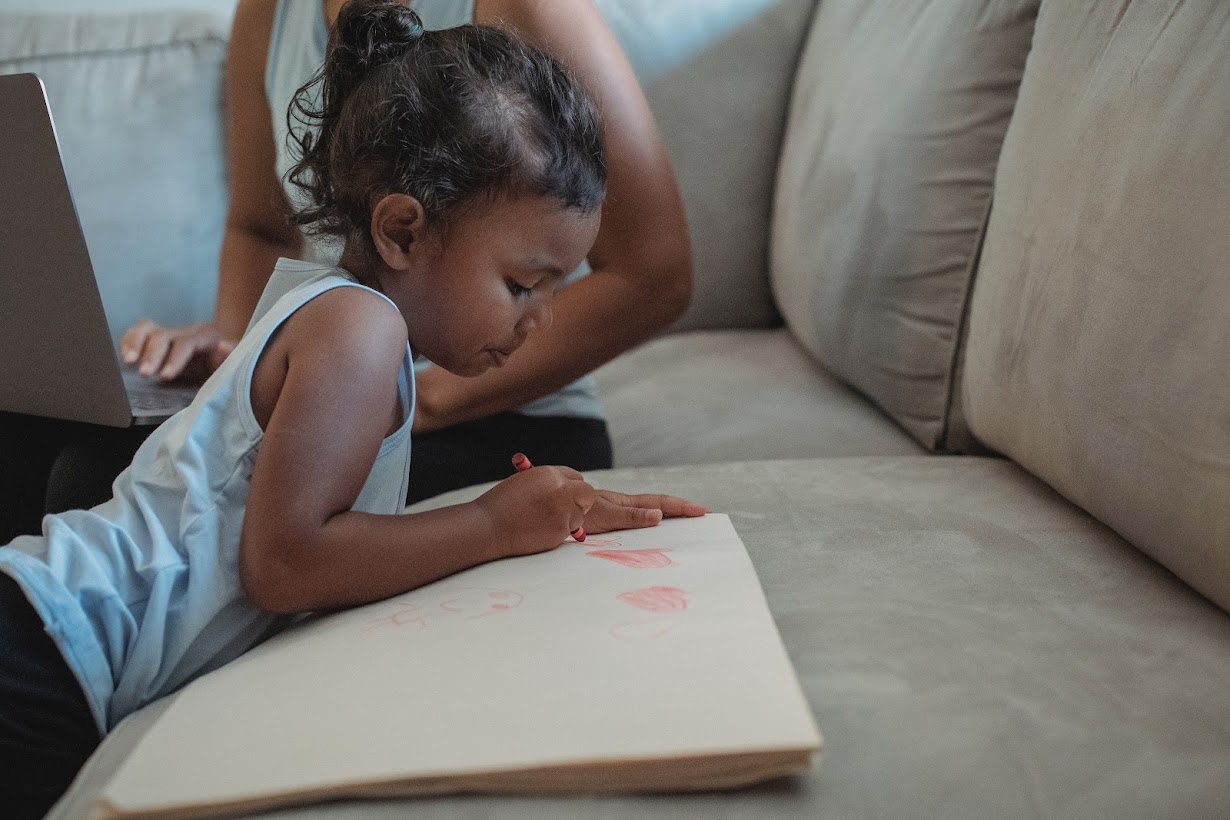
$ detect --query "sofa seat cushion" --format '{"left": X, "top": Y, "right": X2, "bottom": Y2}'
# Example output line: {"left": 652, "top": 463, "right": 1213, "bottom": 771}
{"left": 594, "top": 328, "right": 924, "bottom": 466}
{"left": 0, "top": 9, "right": 230, "bottom": 341}
{"left": 54, "top": 457, "right": 1230, "bottom": 818}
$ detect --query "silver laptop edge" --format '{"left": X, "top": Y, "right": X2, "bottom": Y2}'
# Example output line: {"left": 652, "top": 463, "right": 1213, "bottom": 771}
{"left": 0, "top": 72, "right": 193, "bottom": 427}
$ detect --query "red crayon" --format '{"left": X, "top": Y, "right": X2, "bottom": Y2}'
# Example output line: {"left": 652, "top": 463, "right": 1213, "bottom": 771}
{"left": 511, "top": 452, "right": 586, "bottom": 542}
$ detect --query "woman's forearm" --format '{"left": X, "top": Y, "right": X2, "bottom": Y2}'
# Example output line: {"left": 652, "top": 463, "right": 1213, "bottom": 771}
{"left": 215, "top": 221, "right": 304, "bottom": 341}
{"left": 415, "top": 254, "right": 691, "bottom": 431}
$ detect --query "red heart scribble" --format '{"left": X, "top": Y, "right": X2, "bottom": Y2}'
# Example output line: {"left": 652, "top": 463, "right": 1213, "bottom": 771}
{"left": 617, "top": 585, "right": 688, "bottom": 613}
{"left": 586, "top": 548, "right": 674, "bottom": 568}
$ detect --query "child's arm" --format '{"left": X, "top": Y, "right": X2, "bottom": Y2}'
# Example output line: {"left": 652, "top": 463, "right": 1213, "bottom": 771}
{"left": 239, "top": 288, "right": 595, "bottom": 615}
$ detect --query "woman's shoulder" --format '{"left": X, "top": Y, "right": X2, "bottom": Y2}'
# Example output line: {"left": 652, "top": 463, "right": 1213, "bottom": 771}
{"left": 475, "top": 0, "right": 606, "bottom": 41}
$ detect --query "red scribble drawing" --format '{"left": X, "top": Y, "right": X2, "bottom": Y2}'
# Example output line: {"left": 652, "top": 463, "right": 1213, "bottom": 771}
{"left": 364, "top": 602, "right": 428, "bottom": 631}
{"left": 586, "top": 548, "right": 675, "bottom": 568}
{"left": 365, "top": 588, "right": 524, "bottom": 631}
{"left": 616, "top": 585, "right": 688, "bottom": 613}
{"left": 577, "top": 535, "right": 622, "bottom": 549}
{"left": 438, "top": 588, "right": 525, "bottom": 620}
{"left": 610, "top": 619, "right": 676, "bottom": 641}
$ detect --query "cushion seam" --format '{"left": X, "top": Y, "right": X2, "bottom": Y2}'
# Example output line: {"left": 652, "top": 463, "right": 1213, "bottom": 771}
{"left": 0, "top": 35, "right": 226, "bottom": 66}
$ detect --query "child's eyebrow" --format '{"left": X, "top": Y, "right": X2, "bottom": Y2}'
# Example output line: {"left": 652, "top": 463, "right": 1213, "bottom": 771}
{"left": 532, "top": 263, "right": 567, "bottom": 280}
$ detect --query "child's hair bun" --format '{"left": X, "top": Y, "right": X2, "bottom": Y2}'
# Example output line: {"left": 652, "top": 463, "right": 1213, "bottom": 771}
{"left": 334, "top": 0, "right": 425, "bottom": 77}
{"left": 288, "top": 0, "right": 607, "bottom": 244}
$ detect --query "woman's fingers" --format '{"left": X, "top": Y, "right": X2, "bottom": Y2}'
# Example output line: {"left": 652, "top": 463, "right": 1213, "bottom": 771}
{"left": 137, "top": 328, "right": 174, "bottom": 378}
{"left": 158, "top": 332, "right": 221, "bottom": 380}
{"left": 118, "top": 320, "right": 232, "bottom": 381}
{"left": 120, "top": 319, "right": 157, "bottom": 365}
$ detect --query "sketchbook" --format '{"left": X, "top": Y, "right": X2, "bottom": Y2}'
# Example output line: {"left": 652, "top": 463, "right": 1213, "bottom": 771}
{"left": 95, "top": 514, "right": 821, "bottom": 818}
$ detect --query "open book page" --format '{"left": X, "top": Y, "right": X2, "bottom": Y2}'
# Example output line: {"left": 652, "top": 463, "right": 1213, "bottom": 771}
{"left": 97, "top": 514, "right": 821, "bottom": 818}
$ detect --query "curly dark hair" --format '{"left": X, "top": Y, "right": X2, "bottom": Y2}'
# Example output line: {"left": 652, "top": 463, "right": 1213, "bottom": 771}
{"left": 286, "top": 0, "right": 606, "bottom": 245}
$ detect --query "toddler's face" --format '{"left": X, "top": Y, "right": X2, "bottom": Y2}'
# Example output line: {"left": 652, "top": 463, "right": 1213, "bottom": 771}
{"left": 399, "top": 195, "right": 601, "bottom": 377}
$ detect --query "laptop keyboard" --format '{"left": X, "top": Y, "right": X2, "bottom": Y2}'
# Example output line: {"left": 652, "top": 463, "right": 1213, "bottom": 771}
{"left": 122, "top": 372, "right": 198, "bottom": 417}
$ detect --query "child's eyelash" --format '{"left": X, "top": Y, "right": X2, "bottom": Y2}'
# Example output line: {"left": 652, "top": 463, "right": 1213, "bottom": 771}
{"left": 507, "top": 281, "right": 533, "bottom": 298}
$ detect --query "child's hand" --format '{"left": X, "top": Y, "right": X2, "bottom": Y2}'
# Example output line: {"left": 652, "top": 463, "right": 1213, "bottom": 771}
{"left": 474, "top": 466, "right": 596, "bottom": 557}
{"left": 582, "top": 490, "right": 709, "bottom": 535}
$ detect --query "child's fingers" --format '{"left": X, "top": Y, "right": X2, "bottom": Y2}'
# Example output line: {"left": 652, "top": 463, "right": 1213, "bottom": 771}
{"left": 583, "top": 495, "right": 663, "bottom": 534}
{"left": 628, "top": 493, "right": 709, "bottom": 518}
{"left": 601, "top": 491, "right": 709, "bottom": 518}
{"left": 611, "top": 506, "right": 663, "bottom": 531}
{"left": 574, "top": 479, "right": 597, "bottom": 513}
{"left": 566, "top": 479, "right": 596, "bottom": 536}
{"left": 552, "top": 465, "right": 586, "bottom": 481}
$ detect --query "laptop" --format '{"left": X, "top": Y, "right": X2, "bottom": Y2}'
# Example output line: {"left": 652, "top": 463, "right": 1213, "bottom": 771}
{"left": 0, "top": 72, "right": 197, "bottom": 428}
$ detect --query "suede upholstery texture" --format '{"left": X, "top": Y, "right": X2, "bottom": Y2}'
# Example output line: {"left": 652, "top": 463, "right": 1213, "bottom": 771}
{"left": 596, "top": 329, "right": 922, "bottom": 467}
{"left": 0, "top": 10, "right": 228, "bottom": 344}
{"left": 0, "top": 0, "right": 1225, "bottom": 815}
{"left": 771, "top": 0, "right": 1039, "bottom": 451}
{"left": 594, "top": 0, "right": 818, "bottom": 332}
{"left": 53, "top": 460, "right": 1230, "bottom": 818}
{"left": 963, "top": 0, "right": 1230, "bottom": 613}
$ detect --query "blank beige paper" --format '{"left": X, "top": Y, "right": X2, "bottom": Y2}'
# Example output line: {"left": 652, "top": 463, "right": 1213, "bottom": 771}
{"left": 96, "top": 514, "right": 821, "bottom": 818}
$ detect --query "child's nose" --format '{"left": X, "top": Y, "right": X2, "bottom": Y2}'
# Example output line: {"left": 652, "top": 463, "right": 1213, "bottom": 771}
{"left": 523, "top": 300, "right": 552, "bottom": 334}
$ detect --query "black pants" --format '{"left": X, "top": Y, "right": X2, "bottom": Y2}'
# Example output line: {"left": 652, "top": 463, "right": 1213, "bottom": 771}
{"left": 0, "top": 410, "right": 612, "bottom": 541}
{"left": 0, "top": 412, "right": 152, "bottom": 544}
{"left": 0, "top": 573, "right": 101, "bottom": 818}
{"left": 406, "top": 411, "right": 612, "bottom": 502}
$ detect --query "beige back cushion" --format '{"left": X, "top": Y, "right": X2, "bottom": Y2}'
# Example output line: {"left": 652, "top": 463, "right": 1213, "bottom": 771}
{"left": 963, "top": 0, "right": 1230, "bottom": 611}
{"left": 770, "top": 0, "right": 1038, "bottom": 450}
{"left": 0, "top": 11, "right": 229, "bottom": 342}
{"left": 596, "top": 0, "right": 817, "bottom": 332}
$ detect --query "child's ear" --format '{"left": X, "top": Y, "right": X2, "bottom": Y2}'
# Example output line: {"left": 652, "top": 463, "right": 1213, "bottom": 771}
{"left": 370, "top": 193, "right": 427, "bottom": 270}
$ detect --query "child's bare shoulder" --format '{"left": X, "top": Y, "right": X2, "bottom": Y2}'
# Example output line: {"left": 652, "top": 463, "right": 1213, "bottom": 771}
{"left": 249, "top": 285, "right": 407, "bottom": 430}
{"left": 288, "top": 285, "right": 408, "bottom": 356}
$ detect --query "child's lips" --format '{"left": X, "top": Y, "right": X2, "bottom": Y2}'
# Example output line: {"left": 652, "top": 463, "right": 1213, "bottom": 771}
{"left": 487, "top": 340, "right": 520, "bottom": 367}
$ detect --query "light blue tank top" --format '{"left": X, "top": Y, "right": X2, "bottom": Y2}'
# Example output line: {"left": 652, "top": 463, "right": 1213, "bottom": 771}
{"left": 0, "top": 260, "right": 414, "bottom": 733}
{"left": 265, "top": 0, "right": 603, "bottom": 420}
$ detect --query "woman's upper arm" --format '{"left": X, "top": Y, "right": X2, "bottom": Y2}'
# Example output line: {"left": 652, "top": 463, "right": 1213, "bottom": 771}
{"left": 480, "top": 0, "right": 694, "bottom": 312}
{"left": 225, "top": 0, "right": 300, "bottom": 245}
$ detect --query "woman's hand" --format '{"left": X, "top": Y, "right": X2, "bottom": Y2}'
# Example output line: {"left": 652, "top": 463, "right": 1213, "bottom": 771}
{"left": 120, "top": 319, "right": 236, "bottom": 382}
{"left": 582, "top": 490, "right": 709, "bottom": 534}
{"left": 474, "top": 465, "right": 597, "bottom": 557}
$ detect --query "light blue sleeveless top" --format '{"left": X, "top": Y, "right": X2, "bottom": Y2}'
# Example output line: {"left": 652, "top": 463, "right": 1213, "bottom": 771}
{"left": 0, "top": 260, "right": 414, "bottom": 733}
{"left": 266, "top": 0, "right": 603, "bottom": 420}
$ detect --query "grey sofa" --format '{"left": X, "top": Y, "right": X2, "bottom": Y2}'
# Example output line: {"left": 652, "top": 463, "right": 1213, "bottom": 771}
{"left": 2, "top": 0, "right": 1228, "bottom": 817}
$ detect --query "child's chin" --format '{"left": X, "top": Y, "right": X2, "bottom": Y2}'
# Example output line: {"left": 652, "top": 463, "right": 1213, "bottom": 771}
{"left": 449, "top": 360, "right": 490, "bottom": 378}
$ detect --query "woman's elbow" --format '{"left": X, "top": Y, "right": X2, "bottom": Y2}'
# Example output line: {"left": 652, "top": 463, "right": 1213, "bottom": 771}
{"left": 657, "top": 248, "right": 694, "bottom": 326}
